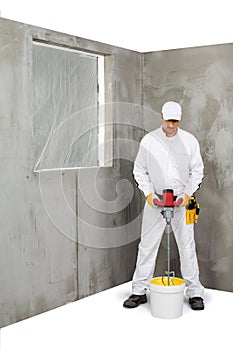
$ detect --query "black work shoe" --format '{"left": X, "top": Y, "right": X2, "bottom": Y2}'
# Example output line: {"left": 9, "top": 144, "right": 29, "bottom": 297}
{"left": 123, "top": 294, "right": 147, "bottom": 308}
{"left": 189, "top": 297, "right": 204, "bottom": 310}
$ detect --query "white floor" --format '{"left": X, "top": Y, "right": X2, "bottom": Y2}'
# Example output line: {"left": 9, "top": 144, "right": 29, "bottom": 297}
{"left": 1, "top": 281, "right": 233, "bottom": 350}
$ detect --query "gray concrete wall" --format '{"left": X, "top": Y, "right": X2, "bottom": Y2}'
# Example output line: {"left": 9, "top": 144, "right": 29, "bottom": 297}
{"left": 0, "top": 19, "right": 78, "bottom": 328}
{"left": 143, "top": 45, "right": 233, "bottom": 292}
{"left": 0, "top": 18, "right": 142, "bottom": 327}
{"left": 76, "top": 43, "right": 144, "bottom": 297}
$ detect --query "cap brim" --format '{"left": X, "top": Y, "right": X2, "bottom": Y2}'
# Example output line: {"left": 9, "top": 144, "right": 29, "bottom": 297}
{"left": 163, "top": 115, "right": 181, "bottom": 121}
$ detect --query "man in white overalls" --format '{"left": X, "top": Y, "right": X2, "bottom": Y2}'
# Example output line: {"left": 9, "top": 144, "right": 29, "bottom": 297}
{"left": 123, "top": 101, "right": 205, "bottom": 311}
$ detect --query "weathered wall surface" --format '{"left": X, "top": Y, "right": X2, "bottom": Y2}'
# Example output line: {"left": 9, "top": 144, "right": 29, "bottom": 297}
{"left": 143, "top": 45, "right": 233, "bottom": 292}
{"left": 76, "top": 48, "right": 144, "bottom": 298}
{"left": 0, "top": 18, "right": 142, "bottom": 327}
{"left": 0, "top": 19, "right": 78, "bottom": 328}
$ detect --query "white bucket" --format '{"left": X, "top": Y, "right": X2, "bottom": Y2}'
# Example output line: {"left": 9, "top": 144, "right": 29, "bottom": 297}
{"left": 149, "top": 276, "right": 185, "bottom": 319}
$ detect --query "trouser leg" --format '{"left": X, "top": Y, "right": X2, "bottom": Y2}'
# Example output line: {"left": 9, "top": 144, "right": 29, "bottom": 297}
{"left": 132, "top": 203, "right": 166, "bottom": 295}
{"left": 172, "top": 207, "right": 204, "bottom": 298}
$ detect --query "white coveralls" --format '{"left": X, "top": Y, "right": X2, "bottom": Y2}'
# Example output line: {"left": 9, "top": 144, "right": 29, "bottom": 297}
{"left": 132, "top": 126, "right": 204, "bottom": 298}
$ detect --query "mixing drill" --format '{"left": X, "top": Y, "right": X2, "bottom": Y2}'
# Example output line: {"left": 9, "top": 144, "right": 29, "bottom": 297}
{"left": 153, "top": 189, "right": 183, "bottom": 285}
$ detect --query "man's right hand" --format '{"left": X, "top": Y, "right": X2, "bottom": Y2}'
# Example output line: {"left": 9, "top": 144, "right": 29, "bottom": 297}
{"left": 146, "top": 193, "right": 159, "bottom": 208}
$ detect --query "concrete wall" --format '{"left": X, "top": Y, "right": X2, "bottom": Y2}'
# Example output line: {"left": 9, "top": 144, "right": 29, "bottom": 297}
{"left": 0, "top": 18, "right": 142, "bottom": 328}
{"left": 76, "top": 44, "right": 144, "bottom": 297}
{"left": 143, "top": 45, "right": 233, "bottom": 292}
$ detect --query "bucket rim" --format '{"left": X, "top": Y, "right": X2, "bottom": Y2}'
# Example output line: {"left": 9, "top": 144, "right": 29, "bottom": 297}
{"left": 149, "top": 276, "right": 186, "bottom": 293}
{"left": 150, "top": 276, "right": 185, "bottom": 286}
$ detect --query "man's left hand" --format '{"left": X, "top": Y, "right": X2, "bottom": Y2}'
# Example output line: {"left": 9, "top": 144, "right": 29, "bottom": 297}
{"left": 179, "top": 193, "right": 190, "bottom": 207}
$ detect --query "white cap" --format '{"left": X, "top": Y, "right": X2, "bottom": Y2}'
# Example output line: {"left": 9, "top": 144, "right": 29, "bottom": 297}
{"left": 161, "top": 101, "right": 182, "bottom": 121}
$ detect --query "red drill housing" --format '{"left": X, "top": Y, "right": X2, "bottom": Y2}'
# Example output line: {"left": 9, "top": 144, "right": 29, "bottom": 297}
{"left": 153, "top": 189, "right": 183, "bottom": 207}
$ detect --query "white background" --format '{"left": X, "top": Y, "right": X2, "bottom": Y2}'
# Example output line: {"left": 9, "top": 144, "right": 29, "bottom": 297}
{"left": 0, "top": 0, "right": 233, "bottom": 52}
{"left": 2, "top": 282, "right": 233, "bottom": 350}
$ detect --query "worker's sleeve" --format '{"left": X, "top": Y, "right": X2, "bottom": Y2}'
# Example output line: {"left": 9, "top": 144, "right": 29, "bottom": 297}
{"left": 133, "top": 139, "right": 153, "bottom": 197}
{"left": 184, "top": 139, "right": 204, "bottom": 196}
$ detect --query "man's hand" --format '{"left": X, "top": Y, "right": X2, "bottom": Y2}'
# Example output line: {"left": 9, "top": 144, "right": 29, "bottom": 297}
{"left": 146, "top": 193, "right": 159, "bottom": 208}
{"left": 179, "top": 193, "right": 190, "bottom": 207}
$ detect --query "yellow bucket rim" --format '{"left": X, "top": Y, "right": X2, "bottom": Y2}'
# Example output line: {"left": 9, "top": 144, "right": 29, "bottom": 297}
{"left": 150, "top": 277, "right": 185, "bottom": 286}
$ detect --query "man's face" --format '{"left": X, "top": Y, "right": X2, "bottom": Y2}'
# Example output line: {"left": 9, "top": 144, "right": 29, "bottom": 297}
{"left": 160, "top": 114, "right": 180, "bottom": 137}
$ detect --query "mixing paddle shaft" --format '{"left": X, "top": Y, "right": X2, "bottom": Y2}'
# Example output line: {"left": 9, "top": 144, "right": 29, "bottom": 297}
{"left": 153, "top": 189, "right": 183, "bottom": 285}
{"left": 162, "top": 207, "right": 175, "bottom": 284}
